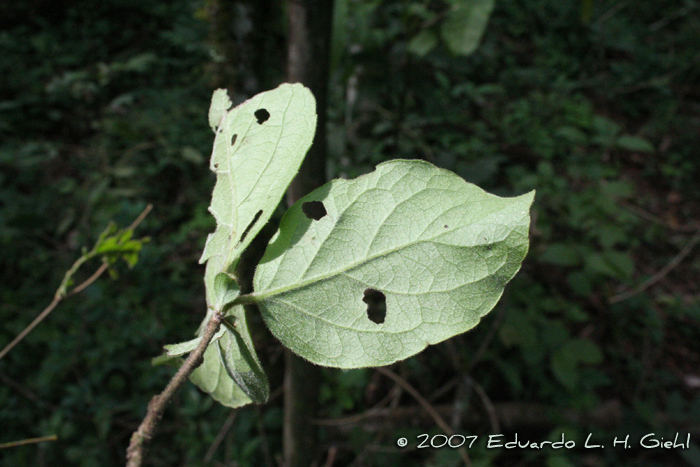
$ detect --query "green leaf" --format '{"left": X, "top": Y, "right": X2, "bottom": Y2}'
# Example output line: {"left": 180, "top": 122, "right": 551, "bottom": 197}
{"left": 408, "top": 29, "right": 438, "bottom": 57}
{"left": 218, "top": 308, "right": 269, "bottom": 403}
{"left": 440, "top": 0, "right": 495, "bottom": 56}
{"left": 585, "top": 251, "right": 634, "bottom": 279}
{"left": 551, "top": 338, "right": 602, "bottom": 389}
{"left": 164, "top": 336, "right": 206, "bottom": 356}
{"left": 187, "top": 306, "right": 269, "bottom": 407}
{"left": 253, "top": 159, "right": 534, "bottom": 368}
{"left": 201, "top": 83, "right": 317, "bottom": 310}
{"left": 540, "top": 243, "right": 581, "bottom": 267}
{"left": 189, "top": 333, "right": 253, "bottom": 408}
{"left": 183, "top": 85, "right": 314, "bottom": 409}
{"left": 213, "top": 272, "right": 240, "bottom": 311}
{"left": 92, "top": 222, "right": 149, "bottom": 268}
{"left": 167, "top": 281, "right": 268, "bottom": 405}
{"left": 615, "top": 134, "right": 655, "bottom": 153}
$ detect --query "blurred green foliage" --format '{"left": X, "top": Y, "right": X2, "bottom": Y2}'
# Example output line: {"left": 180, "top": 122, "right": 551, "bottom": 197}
{"left": 1, "top": 0, "right": 699, "bottom": 466}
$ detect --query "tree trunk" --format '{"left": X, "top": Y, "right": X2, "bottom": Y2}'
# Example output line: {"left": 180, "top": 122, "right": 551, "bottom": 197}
{"left": 283, "top": 1, "right": 334, "bottom": 466}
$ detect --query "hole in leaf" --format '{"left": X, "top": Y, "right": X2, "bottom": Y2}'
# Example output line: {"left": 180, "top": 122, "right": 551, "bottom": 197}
{"left": 231, "top": 133, "right": 237, "bottom": 146}
{"left": 363, "top": 289, "right": 386, "bottom": 324}
{"left": 302, "top": 201, "right": 326, "bottom": 220}
{"left": 239, "top": 210, "right": 263, "bottom": 244}
{"left": 254, "top": 109, "right": 270, "bottom": 124}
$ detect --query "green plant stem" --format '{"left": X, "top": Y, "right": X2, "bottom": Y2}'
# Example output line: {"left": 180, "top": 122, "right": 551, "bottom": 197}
{"left": 126, "top": 310, "right": 225, "bottom": 467}
{"left": 232, "top": 293, "right": 258, "bottom": 306}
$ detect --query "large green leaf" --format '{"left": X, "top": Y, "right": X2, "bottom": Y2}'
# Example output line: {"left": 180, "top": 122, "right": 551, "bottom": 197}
{"left": 441, "top": 0, "right": 495, "bottom": 56}
{"left": 252, "top": 159, "right": 534, "bottom": 368}
{"left": 201, "top": 83, "right": 316, "bottom": 309}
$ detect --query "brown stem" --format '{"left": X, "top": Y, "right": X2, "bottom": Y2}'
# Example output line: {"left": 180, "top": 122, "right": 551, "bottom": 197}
{"left": 376, "top": 367, "right": 471, "bottom": 466}
{"left": 0, "top": 205, "right": 153, "bottom": 362}
{"left": 283, "top": 1, "right": 334, "bottom": 465}
{"left": 609, "top": 228, "right": 700, "bottom": 304}
{"left": 0, "top": 435, "right": 58, "bottom": 449}
{"left": 126, "top": 310, "right": 225, "bottom": 467}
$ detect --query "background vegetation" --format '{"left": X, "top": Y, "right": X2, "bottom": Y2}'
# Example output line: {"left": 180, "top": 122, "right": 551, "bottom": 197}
{"left": 1, "top": 0, "right": 699, "bottom": 466}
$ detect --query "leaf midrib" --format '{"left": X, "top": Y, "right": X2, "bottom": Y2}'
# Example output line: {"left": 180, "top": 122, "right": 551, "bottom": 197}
{"left": 252, "top": 202, "right": 526, "bottom": 302}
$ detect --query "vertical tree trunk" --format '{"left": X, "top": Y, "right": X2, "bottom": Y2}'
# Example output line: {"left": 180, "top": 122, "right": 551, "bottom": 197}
{"left": 206, "top": 0, "right": 238, "bottom": 91}
{"left": 284, "top": 1, "right": 334, "bottom": 466}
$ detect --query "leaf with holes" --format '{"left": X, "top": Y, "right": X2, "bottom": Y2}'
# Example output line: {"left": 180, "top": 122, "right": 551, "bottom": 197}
{"left": 201, "top": 83, "right": 316, "bottom": 310}
{"left": 252, "top": 159, "right": 534, "bottom": 368}
{"left": 169, "top": 84, "right": 314, "bottom": 407}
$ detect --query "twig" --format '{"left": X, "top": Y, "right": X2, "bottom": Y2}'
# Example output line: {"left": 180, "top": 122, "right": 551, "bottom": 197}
{"left": 609, "top": 228, "right": 700, "bottom": 304}
{"left": 617, "top": 201, "right": 698, "bottom": 233}
{"left": 126, "top": 204, "right": 154, "bottom": 232}
{"left": 650, "top": 3, "right": 699, "bottom": 31}
{"left": 312, "top": 383, "right": 400, "bottom": 426}
{"left": 316, "top": 400, "right": 626, "bottom": 432}
{"left": 203, "top": 410, "right": 237, "bottom": 464}
{"left": 0, "top": 204, "right": 152, "bottom": 362}
{"left": 323, "top": 446, "right": 338, "bottom": 467}
{"left": 594, "top": 0, "right": 628, "bottom": 25}
{"left": 126, "top": 310, "right": 226, "bottom": 467}
{"left": 376, "top": 367, "right": 471, "bottom": 467}
{"left": 464, "top": 376, "right": 500, "bottom": 433}
{"left": 467, "top": 304, "right": 506, "bottom": 372}
{"left": 0, "top": 435, "right": 58, "bottom": 449}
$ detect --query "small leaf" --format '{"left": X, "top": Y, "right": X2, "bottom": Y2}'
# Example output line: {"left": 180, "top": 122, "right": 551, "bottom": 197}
{"left": 189, "top": 334, "right": 253, "bottom": 408}
{"left": 218, "top": 308, "right": 270, "bottom": 403}
{"left": 164, "top": 336, "right": 202, "bottom": 357}
{"left": 615, "top": 135, "right": 655, "bottom": 153}
{"left": 93, "top": 224, "right": 149, "bottom": 268}
{"left": 551, "top": 344, "right": 578, "bottom": 389}
{"left": 201, "top": 83, "right": 317, "bottom": 311}
{"left": 253, "top": 159, "right": 534, "bottom": 368}
{"left": 540, "top": 243, "right": 581, "bottom": 267}
{"left": 408, "top": 29, "right": 438, "bottom": 57}
{"left": 213, "top": 273, "right": 240, "bottom": 311}
{"left": 585, "top": 251, "right": 634, "bottom": 279}
{"left": 569, "top": 338, "right": 603, "bottom": 365}
{"left": 554, "top": 126, "right": 588, "bottom": 145}
{"left": 440, "top": 0, "right": 495, "bottom": 56}
{"left": 551, "top": 338, "right": 602, "bottom": 389}
{"left": 187, "top": 306, "right": 269, "bottom": 407}
{"left": 162, "top": 327, "right": 227, "bottom": 358}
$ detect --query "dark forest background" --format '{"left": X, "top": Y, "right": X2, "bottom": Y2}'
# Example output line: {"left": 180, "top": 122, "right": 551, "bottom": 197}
{"left": 1, "top": 0, "right": 699, "bottom": 466}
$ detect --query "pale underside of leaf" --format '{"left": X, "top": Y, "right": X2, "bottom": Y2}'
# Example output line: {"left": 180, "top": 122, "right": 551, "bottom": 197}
{"left": 253, "top": 159, "right": 534, "bottom": 368}
{"left": 187, "top": 304, "right": 269, "bottom": 407}
{"left": 200, "top": 83, "right": 316, "bottom": 309}
{"left": 176, "top": 84, "right": 315, "bottom": 407}
{"left": 190, "top": 334, "right": 253, "bottom": 408}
